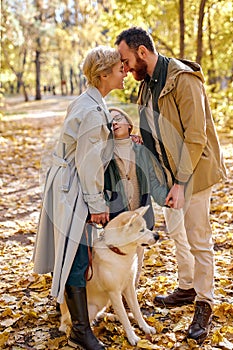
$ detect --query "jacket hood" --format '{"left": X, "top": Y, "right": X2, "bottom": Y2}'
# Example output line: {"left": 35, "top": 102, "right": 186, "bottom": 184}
{"left": 167, "top": 58, "right": 205, "bottom": 84}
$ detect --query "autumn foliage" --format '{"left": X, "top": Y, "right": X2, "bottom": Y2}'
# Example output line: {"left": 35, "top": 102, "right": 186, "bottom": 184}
{"left": 0, "top": 97, "right": 233, "bottom": 349}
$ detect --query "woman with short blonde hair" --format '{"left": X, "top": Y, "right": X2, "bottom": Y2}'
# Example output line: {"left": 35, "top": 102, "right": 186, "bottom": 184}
{"left": 33, "top": 46, "right": 126, "bottom": 350}
{"left": 83, "top": 46, "right": 121, "bottom": 88}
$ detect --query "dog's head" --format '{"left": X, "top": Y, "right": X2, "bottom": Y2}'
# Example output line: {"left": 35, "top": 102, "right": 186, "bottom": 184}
{"left": 104, "top": 206, "right": 158, "bottom": 248}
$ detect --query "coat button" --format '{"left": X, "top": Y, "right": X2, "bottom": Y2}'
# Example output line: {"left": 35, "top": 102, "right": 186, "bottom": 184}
{"left": 97, "top": 106, "right": 101, "bottom": 111}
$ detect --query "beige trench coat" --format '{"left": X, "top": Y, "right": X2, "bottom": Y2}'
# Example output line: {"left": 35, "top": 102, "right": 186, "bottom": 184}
{"left": 33, "top": 87, "right": 113, "bottom": 303}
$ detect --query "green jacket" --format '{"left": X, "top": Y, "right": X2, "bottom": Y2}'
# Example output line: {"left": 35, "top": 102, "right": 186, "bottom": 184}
{"left": 104, "top": 143, "right": 168, "bottom": 229}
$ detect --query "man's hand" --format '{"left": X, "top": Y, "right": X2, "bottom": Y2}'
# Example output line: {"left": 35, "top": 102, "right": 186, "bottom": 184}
{"left": 90, "top": 212, "right": 109, "bottom": 226}
{"left": 130, "top": 134, "right": 143, "bottom": 144}
{"left": 165, "top": 183, "right": 185, "bottom": 209}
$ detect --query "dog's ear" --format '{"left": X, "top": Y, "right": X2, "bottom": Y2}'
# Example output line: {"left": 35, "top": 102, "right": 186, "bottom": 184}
{"left": 134, "top": 205, "right": 149, "bottom": 217}
{"left": 127, "top": 212, "right": 138, "bottom": 227}
{"left": 126, "top": 206, "right": 149, "bottom": 227}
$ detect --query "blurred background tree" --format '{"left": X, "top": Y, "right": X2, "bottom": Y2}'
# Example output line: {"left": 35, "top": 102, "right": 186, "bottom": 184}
{"left": 1, "top": 0, "right": 232, "bottom": 128}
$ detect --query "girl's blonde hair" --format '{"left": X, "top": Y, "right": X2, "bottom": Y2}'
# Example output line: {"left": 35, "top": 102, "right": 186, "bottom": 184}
{"left": 82, "top": 46, "right": 121, "bottom": 88}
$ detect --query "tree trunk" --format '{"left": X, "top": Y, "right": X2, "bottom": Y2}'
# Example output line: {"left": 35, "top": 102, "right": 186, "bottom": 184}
{"left": 179, "top": 0, "right": 185, "bottom": 58}
{"left": 22, "top": 82, "right": 29, "bottom": 102}
{"left": 60, "top": 63, "right": 67, "bottom": 96}
{"left": 78, "top": 67, "right": 84, "bottom": 95}
{"left": 35, "top": 38, "right": 41, "bottom": 100}
{"left": 16, "top": 75, "right": 21, "bottom": 94}
{"left": 196, "top": 0, "right": 207, "bottom": 65}
{"left": 3, "top": 47, "right": 28, "bottom": 100}
{"left": 207, "top": 5, "right": 217, "bottom": 88}
{"left": 69, "top": 66, "right": 74, "bottom": 95}
{"left": 16, "top": 72, "right": 29, "bottom": 101}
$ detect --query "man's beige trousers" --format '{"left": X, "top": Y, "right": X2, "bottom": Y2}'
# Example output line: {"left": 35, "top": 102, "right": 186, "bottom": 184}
{"left": 163, "top": 187, "right": 214, "bottom": 306}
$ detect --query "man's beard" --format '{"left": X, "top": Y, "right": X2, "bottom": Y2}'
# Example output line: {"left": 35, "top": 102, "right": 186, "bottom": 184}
{"left": 131, "top": 54, "right": 148, "bottom": 81}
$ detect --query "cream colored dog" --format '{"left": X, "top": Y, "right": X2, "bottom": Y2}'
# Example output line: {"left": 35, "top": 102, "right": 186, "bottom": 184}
{"left": 60, "top": 206, "right": 157, "bottom": 346}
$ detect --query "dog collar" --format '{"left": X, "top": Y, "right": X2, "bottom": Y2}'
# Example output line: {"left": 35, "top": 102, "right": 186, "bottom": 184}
{"left": 107, "top": 245, "right": 126, "bottom": 256}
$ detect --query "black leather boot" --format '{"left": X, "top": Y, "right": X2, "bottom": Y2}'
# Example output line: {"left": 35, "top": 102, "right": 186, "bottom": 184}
{"left": 154, "top": 287, "right": 196, "bottom": 307}
{"left": 65, "top": 286, "right": 105, "bottom": 349}
{"left": 187, "top": 301, "right": 212, "bottom": 344}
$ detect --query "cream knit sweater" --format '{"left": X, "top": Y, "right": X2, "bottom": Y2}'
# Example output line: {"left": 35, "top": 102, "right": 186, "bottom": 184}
{"left": 114, "top": 138, "right": 140, "bottom": 211}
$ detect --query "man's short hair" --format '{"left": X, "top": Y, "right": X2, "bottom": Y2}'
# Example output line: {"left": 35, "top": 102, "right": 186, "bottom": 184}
{"left": 115, "top": 26, "right": 155, "bottom": 53}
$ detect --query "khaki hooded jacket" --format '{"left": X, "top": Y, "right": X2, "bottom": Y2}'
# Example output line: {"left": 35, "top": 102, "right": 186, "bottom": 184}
{"left": 138, "top": 58, "right": 227, "bottom": 194}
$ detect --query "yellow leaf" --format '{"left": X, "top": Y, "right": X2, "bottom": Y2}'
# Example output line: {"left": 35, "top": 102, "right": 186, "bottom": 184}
{"left": 212, "top": 329, "right": 224, "bottom": 344}
{"left": 220, "top": 325, "right": 233, "bottom": 333}
{"left": 38, "top": 289, "right": 50, "bottom": 298}
{"left": 145, "top": 258, "right": 156, "bottom": 266}
{"left": 157, "top": 276, "right": 167, "bottom": 282}
{"left": 23, "top": 308, "right": 39, "bottom": 318}
{"left": 137, "top": 339, "right": 160, "bottom": 349}
{"left": 0, "top": 317, "right": 20, "bottom": 327}
{"left": 47, "top": 338, "right": 60, "bottom": 349}
{"left": 1, "top": 307, "right": 13, "bottom": 317}
{"left": 173, "top": 319, "right": 187, "bottom": 332}
{"left": 186, "top": 338, "right": 200, "bottom": 348}
{"left": 29, "top": 275, "right": 47, "bottom": 289}
{"left": 0, "top": 331, "right": 9, "bottom": 347}
{"left": 153, "top": 319, "right": 164, "bottom": 333}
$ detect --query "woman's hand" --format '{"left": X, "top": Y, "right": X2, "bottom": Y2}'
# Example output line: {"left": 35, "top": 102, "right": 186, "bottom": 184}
{"left": 90, "top": 212, "right": 109, "bottom": 226}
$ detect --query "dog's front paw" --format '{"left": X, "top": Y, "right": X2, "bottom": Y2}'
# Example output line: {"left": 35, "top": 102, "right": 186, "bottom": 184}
{"left": 59, "top": 323, "right": 68, "bottom": 333}
{"left": 127, "top": 332, "right": 140, "bottom": 346}
{"left": 141, "top": 324, "right": 156, "bottom": 334}
{"left": 105, "top": 313, "right": 119, "bottom": 322}
{"left": 59, "top": 312, "right": 72, "bottom": 334}
{"left": 97, "top": 312, "right": 119, "bottom": 322}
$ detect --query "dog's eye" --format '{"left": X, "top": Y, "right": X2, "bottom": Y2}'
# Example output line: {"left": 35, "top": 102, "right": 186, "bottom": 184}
{"left": 140, "top": 228, "right": 144, "bottom": 233}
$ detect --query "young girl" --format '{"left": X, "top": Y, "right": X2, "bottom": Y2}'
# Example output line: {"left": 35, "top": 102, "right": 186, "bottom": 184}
{"left": 105, "top": 107, "right": 169, "bottom": 284}
{"left": 105, "top": 107, "right": 168, "bottom": 226}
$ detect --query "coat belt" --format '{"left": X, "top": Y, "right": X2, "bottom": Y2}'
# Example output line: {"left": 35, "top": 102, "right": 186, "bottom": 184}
{"left": 52, "top": 153, "right": 72, "bottom": 192}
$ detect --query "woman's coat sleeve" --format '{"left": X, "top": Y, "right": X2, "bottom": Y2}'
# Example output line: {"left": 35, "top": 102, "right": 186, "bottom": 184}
{"left": 75, "top": 109, "right": 110, "bottom": 214}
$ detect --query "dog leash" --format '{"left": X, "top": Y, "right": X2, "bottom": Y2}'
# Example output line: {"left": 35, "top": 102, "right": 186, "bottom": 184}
{"left": 84, "top": 222, "right": 106, "bottom": 281}
{"left": 84, "top": 224, "right": 93, "bottom": 282}
{"left": 84, "top": 221, "right": 128, "bottom": 281}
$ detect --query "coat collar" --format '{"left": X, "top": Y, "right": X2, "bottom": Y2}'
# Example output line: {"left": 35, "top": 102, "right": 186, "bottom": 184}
{"left": 86, "top": 86, "right": 111, "bottom": 122}
{"left": 86, "top": 86, "right": 108, "bottom": 110}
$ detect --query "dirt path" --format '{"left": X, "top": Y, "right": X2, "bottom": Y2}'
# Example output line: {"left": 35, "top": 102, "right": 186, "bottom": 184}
{"left": 2, "top": 94, "right": 76, "bottom": 118}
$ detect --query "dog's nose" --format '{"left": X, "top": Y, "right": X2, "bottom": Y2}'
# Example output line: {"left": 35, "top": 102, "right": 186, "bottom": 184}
{"left": 153, "top": 232, "right": 160, "bottom": 241}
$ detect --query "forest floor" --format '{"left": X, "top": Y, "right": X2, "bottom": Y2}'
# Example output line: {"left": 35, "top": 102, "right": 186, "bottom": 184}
{"left": 0, "top": 95, "right": 233, "bottom": 350}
